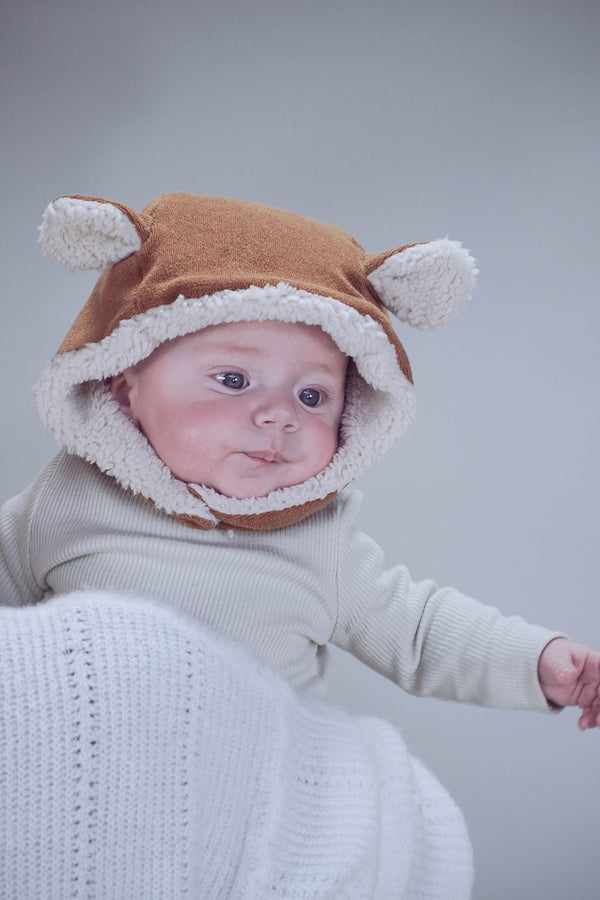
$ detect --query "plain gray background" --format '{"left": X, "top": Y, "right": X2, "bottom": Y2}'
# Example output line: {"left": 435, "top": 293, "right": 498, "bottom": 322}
{"left": 2, "top": 1, "right": 598, "bottom": 896}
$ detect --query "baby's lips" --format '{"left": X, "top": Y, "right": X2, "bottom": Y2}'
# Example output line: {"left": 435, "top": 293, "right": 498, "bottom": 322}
{"left": 243, "top": 450, "right": 286, "bottom": 464}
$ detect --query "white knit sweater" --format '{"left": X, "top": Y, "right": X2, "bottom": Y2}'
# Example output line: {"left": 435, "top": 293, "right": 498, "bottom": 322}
{"left": 0, "top": 590, "right": 474, "bottom": 899}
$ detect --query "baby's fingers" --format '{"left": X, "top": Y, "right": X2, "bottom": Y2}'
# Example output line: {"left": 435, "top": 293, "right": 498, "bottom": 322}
{"left": 577, "top": 681, "right": 600, "bottom": 710}
{"left": 578, "top": 704, "right": 600, "bottom": 731}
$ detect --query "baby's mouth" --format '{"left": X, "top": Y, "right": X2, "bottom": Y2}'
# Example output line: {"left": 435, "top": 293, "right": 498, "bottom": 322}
{"left": 243, "top": 450, "right": 286, "bottom": 464}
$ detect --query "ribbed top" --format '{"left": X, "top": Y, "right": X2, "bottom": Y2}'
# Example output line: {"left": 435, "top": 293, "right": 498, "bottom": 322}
{"left": 1, "top": 451, "right": 560, "bottom": 708}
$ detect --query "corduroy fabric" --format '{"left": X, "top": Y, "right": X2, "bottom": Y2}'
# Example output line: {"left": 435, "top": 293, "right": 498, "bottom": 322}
{"left": 56, "top": 194, "right": 413, "bottom": 381}
{"left": 36, "top": 193, "right": 476, "bottom": 531}
{"left": 0, "top": 590, "right": 474, "bottom": 899}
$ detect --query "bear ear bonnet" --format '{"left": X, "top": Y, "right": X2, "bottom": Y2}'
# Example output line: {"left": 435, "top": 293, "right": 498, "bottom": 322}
{"left": 35, "top": 191, "right": 478, "bottom": 532}
{"left": 40, "top": 195, "right": 477, "bottom": 334}
{"left": 39, "top": 195, "right": 151, "bottom": 271}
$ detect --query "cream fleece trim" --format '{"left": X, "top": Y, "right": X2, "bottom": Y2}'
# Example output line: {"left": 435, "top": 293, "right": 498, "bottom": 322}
{"left": 34, "top": 284, "right": 414, "bottom": 523}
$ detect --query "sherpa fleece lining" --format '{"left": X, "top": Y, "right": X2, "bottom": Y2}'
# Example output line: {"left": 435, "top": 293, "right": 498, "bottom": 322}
{"left": 34, "top": 283, "right": 415, "bottom": 525}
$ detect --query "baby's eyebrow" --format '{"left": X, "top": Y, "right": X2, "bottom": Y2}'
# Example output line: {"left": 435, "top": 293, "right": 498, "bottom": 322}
{"left": 205, "top": 345, "right": 339, "bottom": 367}
{"left": 202, "top": 343, "right": 345, "bottom": 377}
{"left": 305, "top": 362, "right": 343, "bottom": 376}
{"left": 204, "top": 342, "right": 263, "bottom": 355}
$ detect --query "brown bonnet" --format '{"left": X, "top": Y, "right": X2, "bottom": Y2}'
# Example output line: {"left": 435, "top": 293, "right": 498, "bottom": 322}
{"left": 35, "top": 193, "right": 476, "bottom": 531}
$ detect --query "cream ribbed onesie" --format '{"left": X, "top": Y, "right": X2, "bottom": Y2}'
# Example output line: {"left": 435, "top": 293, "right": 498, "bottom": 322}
{"left": 1, "top": 451, "right": 558, "bottom": 708}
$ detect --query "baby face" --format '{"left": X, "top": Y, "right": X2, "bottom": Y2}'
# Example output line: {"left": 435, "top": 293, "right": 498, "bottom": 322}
{"left": 112, "top": 320, "right": 348, "bottom": 499}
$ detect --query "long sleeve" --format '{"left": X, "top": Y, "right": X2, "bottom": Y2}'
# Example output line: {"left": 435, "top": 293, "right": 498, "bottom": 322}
{"left": 0, "top": 461, "right": 61, "bottom": 606}
{"left": 0, "top": 458, "right": 565, "bottom": 707}
{"left": 1, "top": 488, "right": 44, "bottom": 605}
{"left": 331, "top": 491, "right": 561, "bottom": 711}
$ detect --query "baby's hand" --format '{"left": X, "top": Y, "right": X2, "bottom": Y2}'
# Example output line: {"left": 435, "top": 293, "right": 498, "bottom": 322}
{"left": 538, "top": 638, "right": 600, "bottom": 730}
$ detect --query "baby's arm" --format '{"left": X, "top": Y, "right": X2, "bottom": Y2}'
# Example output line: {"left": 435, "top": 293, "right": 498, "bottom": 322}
{"left": 538, "top": 638, "right": 600, "bottom": 730}
{"left": 0, "top": 487, "right": 44, "bottom": 605}
{"left": 332, "top": 493, "right": 562, "bottom": 712}
{"left": 333, "top": 493, "right": 600, "bottom": 725}
{"left": 0, "top": 459, "right": 61, "bottom": 606}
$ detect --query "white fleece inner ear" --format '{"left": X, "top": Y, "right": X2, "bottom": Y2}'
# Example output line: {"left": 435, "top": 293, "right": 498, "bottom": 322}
{"left": 368, "top": 239, "right": 477, "bottom": 330}
{"left": 39, "top": 197, "right": 142, "bottom": 271}
{"left": 34, "top": 284, "right": 415, "bottom": 522}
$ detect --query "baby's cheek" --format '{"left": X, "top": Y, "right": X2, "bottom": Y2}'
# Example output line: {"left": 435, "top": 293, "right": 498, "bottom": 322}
{"left": 310, "top": 421, "right": 340, "bottom": 470}
{"left": 147, "top": 410, "right": 201, "bottom": 455}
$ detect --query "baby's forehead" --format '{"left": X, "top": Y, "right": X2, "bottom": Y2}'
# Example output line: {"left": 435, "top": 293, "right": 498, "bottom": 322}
{"left": 171, "top": 320, "right": 347, "bottom": 360}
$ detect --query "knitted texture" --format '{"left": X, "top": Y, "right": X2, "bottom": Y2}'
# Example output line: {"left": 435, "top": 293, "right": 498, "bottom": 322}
{"left": 0, "top": 591, "right": 473, "bottom": 899}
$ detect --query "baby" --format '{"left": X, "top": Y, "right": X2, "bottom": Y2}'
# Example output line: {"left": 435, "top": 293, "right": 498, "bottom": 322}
{"left": 2, "top": 192, "right": 599, "bottom": 726}
{"left": 109, "top": 319, "right": 348, "bottom": 501}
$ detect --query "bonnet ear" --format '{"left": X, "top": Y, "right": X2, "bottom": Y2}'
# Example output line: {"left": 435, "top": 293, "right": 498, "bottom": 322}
{"left": 367, "top": 238, "right": 478, "bottom": 330}
{"left": 39, "top": 195, "right": 151, "bottom": 271}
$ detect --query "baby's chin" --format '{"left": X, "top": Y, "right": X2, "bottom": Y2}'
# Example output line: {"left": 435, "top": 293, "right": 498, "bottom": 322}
{"left": 202, "top": 478, "right": 296, "bottom": 501}
{"left": 197, "top": 468, "right": 321, "bottom": 501}
{"left": 183, "top": 452, "right": 338, "bottom": 501}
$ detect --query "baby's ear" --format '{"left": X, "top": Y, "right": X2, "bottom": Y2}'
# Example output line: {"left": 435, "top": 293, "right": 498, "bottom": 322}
{"left": 109, "top": 372, "right": 137, "bottom": 420}
{"left": 39, "top": 195, "right": 151, "bottom": 271}
{"left": 366, "top": 239, "right": 477, "bottom": 330}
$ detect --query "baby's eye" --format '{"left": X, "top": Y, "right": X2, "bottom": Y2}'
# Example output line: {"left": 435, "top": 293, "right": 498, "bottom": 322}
{"left": 215, "top": 372, "right": 248, "bottom": 390}
{"left": 298, "top": 387, "right": 322, "bottom": 407}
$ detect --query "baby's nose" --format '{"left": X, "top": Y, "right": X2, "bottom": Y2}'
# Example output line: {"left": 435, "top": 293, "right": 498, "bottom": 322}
{"left": 253, "top": 397, "right": 299, "bottom": 431}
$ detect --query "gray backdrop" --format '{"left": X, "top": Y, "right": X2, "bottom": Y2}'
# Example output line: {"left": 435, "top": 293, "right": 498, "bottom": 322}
{"left": 2, "top": 2, "right": 598, "bottom": 897}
